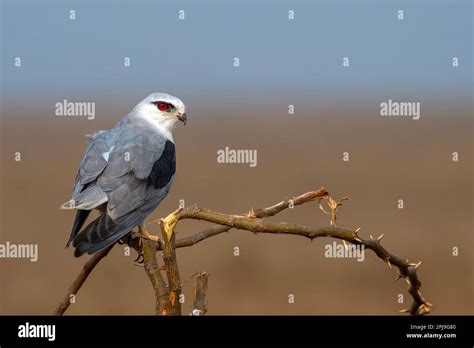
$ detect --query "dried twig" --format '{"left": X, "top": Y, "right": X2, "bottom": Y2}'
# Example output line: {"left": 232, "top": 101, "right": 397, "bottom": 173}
{"left": 55, "top": 187, "right": 432, "bottom": 316}
{"left": 174, "top": 187, "right": 329, "bottom": 248}
{"left": 172, "top": 205, "right": 431, "bottom": 315}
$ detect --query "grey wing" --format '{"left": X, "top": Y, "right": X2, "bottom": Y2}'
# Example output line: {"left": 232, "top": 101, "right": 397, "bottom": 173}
{"left": 72, "top": 132, "right": 176, "bottom": 256}
{"left": 61, "top": 130, "right": 110, "bottom": 210}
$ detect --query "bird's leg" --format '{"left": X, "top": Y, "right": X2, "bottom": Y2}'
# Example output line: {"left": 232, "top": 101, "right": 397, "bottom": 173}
{"left": 160, "top": 208, "right": 183, "bottom": 242}
{"left": 133, "top": 252, "right": 144, "bottom": 264}
{"left": 138, "top": 222, "right": 160, "bottom": 242}
{"left": 126, "top": 229, "right": 145, "bottom": 264}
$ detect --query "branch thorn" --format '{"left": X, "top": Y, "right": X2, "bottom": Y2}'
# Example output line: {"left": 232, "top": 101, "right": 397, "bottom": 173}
{"left": 247, "top": 208, "right": 257, "bottom": 218}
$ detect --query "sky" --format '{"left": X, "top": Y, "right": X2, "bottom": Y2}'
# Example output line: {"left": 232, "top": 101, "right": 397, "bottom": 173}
{"left": 1, "top": 0, "right": 472, "bottom": 104}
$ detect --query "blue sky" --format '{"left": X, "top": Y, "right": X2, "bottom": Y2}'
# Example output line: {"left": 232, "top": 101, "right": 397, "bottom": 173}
{"left": 1, "top": 0, "right": 472, "bottom": 103}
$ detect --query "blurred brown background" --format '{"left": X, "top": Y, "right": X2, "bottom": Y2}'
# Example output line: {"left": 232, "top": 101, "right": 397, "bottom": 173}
{"left": 0, "top": 97, "right": 472, "bottom": 315}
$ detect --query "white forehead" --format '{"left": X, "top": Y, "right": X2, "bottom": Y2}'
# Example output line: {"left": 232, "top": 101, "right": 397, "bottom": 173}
{"left": 139, "top": 93, "right": 185, "bottom": 112}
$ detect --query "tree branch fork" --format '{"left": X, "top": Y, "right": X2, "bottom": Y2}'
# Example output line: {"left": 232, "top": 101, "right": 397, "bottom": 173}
{"left": 54, "top": 187, "right": 433, "bottom": 316}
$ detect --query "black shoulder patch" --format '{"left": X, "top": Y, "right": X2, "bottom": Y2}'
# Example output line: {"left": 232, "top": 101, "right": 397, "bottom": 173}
{"left": 146, "top": 140, "right": 176, "bottom": 189}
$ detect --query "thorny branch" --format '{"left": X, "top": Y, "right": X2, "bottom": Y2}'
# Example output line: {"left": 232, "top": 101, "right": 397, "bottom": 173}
{"left": 54, "top": 187, "right": 432, "bottom": 316}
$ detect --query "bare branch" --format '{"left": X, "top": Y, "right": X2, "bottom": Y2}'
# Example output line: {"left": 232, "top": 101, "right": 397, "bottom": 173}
{"left": 179, "top": 207, "right": 355, "bottom": 240}
{"left": 160, "top": 211, "right": 182, "bottom": 316}
{"left": 167, "top": 197, "right": 431, "bottom": 315}
{"left": 55, "top": 187, "right": 432, "bottom": 316}
{"left": 174, "top": 187, "right": 329, "bottom": 249}
{"left": 53, "top": 244, "right": 114, "bottom": 315}
{"left": 141, "top": 239, "right": 169, "bottom": 315}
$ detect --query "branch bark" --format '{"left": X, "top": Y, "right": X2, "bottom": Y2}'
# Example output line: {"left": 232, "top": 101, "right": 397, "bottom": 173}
{"left": 160, "top": 217, "right": 182, "bottom": 316}
{"left": 141, "top": 239, "right": 169, "bottom": 315}
{"left": 174, "top": 187, "right": 329, "bottom": 248}
{"left": 191, "top": 272, "right": 209, "bottom": 315}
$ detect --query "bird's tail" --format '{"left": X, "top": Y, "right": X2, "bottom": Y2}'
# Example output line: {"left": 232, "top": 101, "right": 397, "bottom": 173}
{"left": 72, "top": 213, "right": 130, "bottom": 257}
{"left": 66, "top": 209, "right": 90, "bottom": 247}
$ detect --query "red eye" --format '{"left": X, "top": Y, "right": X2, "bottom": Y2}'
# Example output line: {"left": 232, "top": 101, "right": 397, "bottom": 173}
{"left": 157, "top": 103, "right": 169, "bottom": 111}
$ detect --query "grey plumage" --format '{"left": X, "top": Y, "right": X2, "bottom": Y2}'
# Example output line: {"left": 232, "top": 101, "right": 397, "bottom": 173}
{"left": 61, "top": 93, "right": 187, "bottom": 257}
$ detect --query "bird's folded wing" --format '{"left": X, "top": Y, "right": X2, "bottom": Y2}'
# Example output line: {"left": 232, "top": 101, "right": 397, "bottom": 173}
{"left": 95, "top": 131, "right": 170, "bottom": 219}
{"left": 71, "top": 128, "right": 174, "bottom": 256}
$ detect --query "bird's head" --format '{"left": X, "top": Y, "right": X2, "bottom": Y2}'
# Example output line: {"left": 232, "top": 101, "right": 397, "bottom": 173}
{"left": 133, "top": 93, "right": 187, "bottom": 134}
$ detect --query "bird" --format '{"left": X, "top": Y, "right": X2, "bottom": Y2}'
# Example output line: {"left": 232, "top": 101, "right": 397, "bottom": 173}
{"left": 60, "top": 93, "right": 187, "bottom": 257}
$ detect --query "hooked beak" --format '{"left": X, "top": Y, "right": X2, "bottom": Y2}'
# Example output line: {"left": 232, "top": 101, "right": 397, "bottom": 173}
{"left": 178, "top": 112, "right": 187, "bottom": 126}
